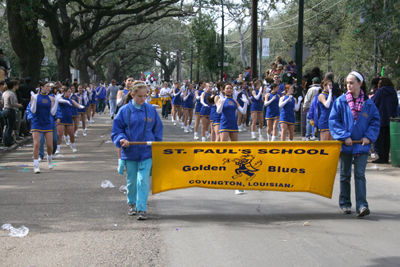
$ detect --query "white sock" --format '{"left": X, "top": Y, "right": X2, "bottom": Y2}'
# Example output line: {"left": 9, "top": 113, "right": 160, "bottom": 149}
{"left": 206, "top": 131, "right": 209, "bottom": 135}
{"left": 194, "top": 132, "right": 198, "bottom": 136}
{"left": 33, "top": 159, "right": 39, "bottom": 166}
{"left": 289, "top": 139, "right": 293, "bottom": 141}
{"left": 258, "top": 129, "right": 262, "bottom": 135}
{"left": 251, "top": 131, "right": 256, "bottom": 135}
{"left": 57, "top": 145, "right": 61, "bottom": 150}
{"left": 202, "top": 137, "right": 206, "bottom": 141}
{"left": 71, "top": 143, "right": 76, "bottom": 148}
{"left": 47, "top": 154, "right": 52, "bottom": 160}
{"left": 271, "top": 136, "right": 276, "bottom": 141}
{"left": 238, "top": 124, "right": 242, "bottom": 129}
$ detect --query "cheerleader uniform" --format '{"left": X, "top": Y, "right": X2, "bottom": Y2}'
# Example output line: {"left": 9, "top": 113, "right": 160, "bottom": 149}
{"left": 251, "top": 89, "right": 263, "bottom": 113}
{"left": 219, "top": 96, "right": 239, "bottom": 132}
{"left": 84, "top": 91, "right": 90, "bottom": 108}
{"left": 172, "top": 88, "right": 182, "bottom": 106}
{"left": 318, "top": 92, "right": 335, "bottom": 132}
{"left": 237, "top": 90, "right": 248, "bottom": 110}
{"left": 70, "top": 94, "right": 79, "bottom": 118}
{"left": 31, "top": 92, "right": 52, "bottom": 132}
{"left": 89, "top": 88, "right": 97, "bottom": 105}
{"left": 265, "top": 92, "right": 280, "bottom": 120}
{"left": 200, "top": 92, "right": 211, "bottom": 117}
{"left": 195, "top": 89, "right": 202, "bottom": 114}
{"left": 76, "top": 93, "right": 86, "bottom": 114}
{"left": 210, "top": 104, "right": 217, "bottom": 124}
{"left": 279, "top": 95, "right": 295, "bottom": 125}
{"left": 58, "top": 97, "right": 74, "bottom": 126}
{"left": 213, "top": 96, "right": 222, "bottom": 126}
{"left": 183, "top": 91, "right": 194, "bottom": 110}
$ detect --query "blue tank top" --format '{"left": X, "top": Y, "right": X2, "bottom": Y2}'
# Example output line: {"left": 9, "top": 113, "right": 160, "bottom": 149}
{"left": 220, "top": 96, "right": 238, "bottom": 131}
{"left": 123, "top": 88, "right": 130, "bottom": 95}
{"left": 318, "top": 91, "right": 334, "bottom": 125}
{"left": 31, "top": 92, "right": 52, "bottom": 130}
{"left": 183, "top": 90, "right": 194, "bottom": 109}
{"left": 251, "top": 89, "right": 263, "bottom": 111}
{"left": 265, "top": 92, "right": 280, "bottom": 118}
{"left": 280, "top": 95, "right": 296, "bottom": 124}
{"left": 59, "top": 97, "right": 74, "bottom": 122}
{"left": 172, "top": 88, "right": 182, "bottom": 105}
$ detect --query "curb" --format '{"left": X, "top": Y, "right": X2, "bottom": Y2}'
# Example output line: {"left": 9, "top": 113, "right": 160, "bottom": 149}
{"left": 0, "top": 136, "right": 33, "bottom": 157}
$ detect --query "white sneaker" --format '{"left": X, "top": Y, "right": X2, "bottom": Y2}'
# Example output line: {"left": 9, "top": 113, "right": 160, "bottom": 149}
{"left": 251, "top": 132, "right": 257, "bottom": 139}
{"left": 371, "top": 153, "right": 376, "bottom": 158}
{"left": 184, "top": 128, "right": 189, "bottom": 133}
{"left": 55, "top": 150, "right": 60, "bottom": 155}
{"left": 72, "top": 148, "right": 77, "bottom": 153}
{"left": 181, "top": 125, "right": 184, "bottom": 129}
{"left": 66, "top": 139, "right": 71, "bottom": 145}
{"left": 188, "top": 128, "right": 193, "bottom": 132}
{"left": 90, "top": 119, "right": 94, "bottom": 123}
{"left": 302, "top": 137, "right": 311, "bottom": 141}
{"left": 88, "top": 121, "right": 92, "bottom": 127}
{"left": 241, "top": 125, "right": 247, "bottom": 132}
{"left": 34, "top": 165, "right": 40, "bottom": 174}
{"left": 194, "top": 135, "right": 199, "bottom": 140}
{"left": 79, "top": 121, "right": 82, "bottom": 127}
{"left": 83, "top": 131, "right": 87, "bottom": 137}
{"left": 259, "top": 136, "right": 264, "bottom": 141}
{"left": 173, "top": 122, "right": 176, "bottom": 126}
{"left": 39, "top": 158, "right": 43, "bottom": 163}
{"left": 74, "top": 131, "right": 78, "bottom": 137}
{"left": 310, "top": 136, "right": 317, "bottom": 141}
{"left": 235, "top": 190, "right": 245, "bottom": 195}
{"left": 278, "top": 131, "right": 282, "bottom": 137}
{"left": 206, "top": 133, "right": 211, "bottom": 140}
{"left": 47, "top": 157, "right": 54, "bottom": 169}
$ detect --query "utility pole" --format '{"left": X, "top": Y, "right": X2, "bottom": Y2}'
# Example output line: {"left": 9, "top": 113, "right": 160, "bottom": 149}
{"left": 295, "top": 0, "right": 304, "bottom": 134}
{"left": 190, "top": 45, "right": 193, "bottom": 83}
{"left": 220, "top": 0, "right": 224, "bottom": 81}
{"left": 258, "top": 17, "right": 263, "bottom": 79}
{"left": 251, "top": 0, "right": 258, "bottom": 80}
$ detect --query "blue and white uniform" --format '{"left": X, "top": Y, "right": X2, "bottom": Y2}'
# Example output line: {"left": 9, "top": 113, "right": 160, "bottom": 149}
{"left": 89, "top": 88, "right": 97, "bottom": 104}
{"left": 279, "top": 95, "right": 296, "bottom": 125}
{"left": 237, "top": 90, "right": 249, "bottom": 110}
{"left": 195, "top": 89, "right": 202, "bottom": 114}
{"left": 219, "top": 96, "right": 239, "bottom": 132}
{"left": 76, "top": 93, "right": 86, "bottom": 114}
{"left": 172, "top": 88, "right": 182, "bottom": 106}
{"left": 213, "top": 95, "right": 222, "bottom": 126}
{"left": 183, "top": 90, "right": 194, "bottom": 109}
{"left": 58, "top": 97, "right": 75, "bottom": 126}
{"left": 251, "top": 89, "right": 263, "bottom": 112}
{"left": 265, "top": 92, "right": 280, "bottom": 120}
{"left": 200, "top": 92, "right": 211, "bottom": 117}
{"left": 318, "top": 91, "right": 335, "bottom": 132}
{"left": 70, "top": 94, "right": 79, "bottom": 117}
{"left": 31, "top": 92, "right": 52, "bottom": 132}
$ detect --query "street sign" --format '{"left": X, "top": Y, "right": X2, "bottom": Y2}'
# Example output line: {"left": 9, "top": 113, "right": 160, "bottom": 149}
{"left": 262, "top": 38, "right": 270, "bottom": 59}
{"left": 288, "top": 43, "right": 311, "bottom": 63}
{"left": 218, "top": 62, "right": 229, "bottom": 67}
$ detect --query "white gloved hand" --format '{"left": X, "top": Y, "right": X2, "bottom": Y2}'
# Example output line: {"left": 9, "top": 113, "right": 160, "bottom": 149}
{"left": 78, "top": 105, "right": 85, "bottom": 109}
{"left": 328, "top": 85, "right": 332, "bottom": 93}
{"left": 289, "top": 95, "right": 293, "bottom": 100}
{"left": 59, "top": 98, "right": 72, "bottom": 106}
{"left": 31, "top": 91, "right": 38, "bottom": 100}
{"left": 265, "top": 87, "right": 271, "bottom": 94}
{"left": 298, "top": 95, "right": 303, "bottom": 102}
{"left": 241, "top": 94, "right": 249, "bottom": 104}
{"left": 54, "top": 93, "right": 62, "bottom": 102}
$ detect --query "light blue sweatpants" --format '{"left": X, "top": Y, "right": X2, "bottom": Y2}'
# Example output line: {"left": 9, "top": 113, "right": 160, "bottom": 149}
{"left": 126, "top": 158, "right": 152, "bottom": 212}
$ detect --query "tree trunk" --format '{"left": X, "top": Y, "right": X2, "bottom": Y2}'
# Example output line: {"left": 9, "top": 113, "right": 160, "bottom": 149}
{"left": 6, "top": 0, "right": 44, "bottom": 86}
{"left": 56, "top": 47, "right": 72, "bottom": 83}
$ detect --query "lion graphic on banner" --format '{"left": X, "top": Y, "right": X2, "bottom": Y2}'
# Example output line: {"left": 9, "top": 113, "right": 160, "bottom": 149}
{"left": 223, "top": 155, "right": 262, "bottom": 181}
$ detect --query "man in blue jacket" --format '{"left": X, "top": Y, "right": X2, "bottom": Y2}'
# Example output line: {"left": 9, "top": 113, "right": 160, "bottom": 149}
{"left": 96, "top": 81, "right": 107, "bottom": 114}
{"left": 371, "top": 77, "right": 399, "bottom": 164}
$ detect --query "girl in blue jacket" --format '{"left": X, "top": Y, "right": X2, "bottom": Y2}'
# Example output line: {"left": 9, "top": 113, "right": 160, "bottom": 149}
{"left": 329, "top": 71, "right": 380, "bottom": 218}
{"left": 111, "top": 81, "right": 163, "bottom": 220}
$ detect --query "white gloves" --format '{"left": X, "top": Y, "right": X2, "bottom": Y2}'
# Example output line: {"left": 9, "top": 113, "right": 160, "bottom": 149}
{"left": 264, "top": 95, "right": 277, "bottom": 106}
{"left": 324, "top": 87, "right": 332, "bottom": 108}
{"left": 241, "top": 94, "right": 249, "bottom": 104}
{"left": 200, "top": 95, "right": 209, "bottom": 107}
{"left": 59, "top": 98, "right": 72, "bottom": 106}
{"left": 78, "top": 104, "right": 85, "bottom": 109}
{"left": 294, "top": 96, "right": 303, "bottom": 111}
{"left": 279, "top": 96, "right": 291, "bottom": 108}
{"left": 216, "top": 96, "right": 226, "bottom": 114}
{"left": 30, "top": 91, "right": 39, "bottom": 113}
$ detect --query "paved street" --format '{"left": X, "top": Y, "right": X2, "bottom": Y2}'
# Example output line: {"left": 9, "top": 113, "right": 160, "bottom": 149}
{"left": 1, "top": 109, "right": 400, "bottom": 267}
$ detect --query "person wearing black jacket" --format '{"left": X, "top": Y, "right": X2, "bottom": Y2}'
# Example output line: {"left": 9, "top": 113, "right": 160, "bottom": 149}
{"left": 371, "top": 77, "right": 399, "bottom": 163}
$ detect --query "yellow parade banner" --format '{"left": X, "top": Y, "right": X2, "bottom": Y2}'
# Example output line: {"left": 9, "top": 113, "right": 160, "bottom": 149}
{"left": 151, "top": 141, "right": 342, "bottom": 198}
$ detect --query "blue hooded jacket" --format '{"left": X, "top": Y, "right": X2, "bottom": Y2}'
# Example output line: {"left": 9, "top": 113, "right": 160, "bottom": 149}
{"left": 111, "top": 100, "right": 163, "bottom": 162}
{"left": 371, "top": 86, "right": 399, "bottom": 127}
{"left": 307, "top": 94, "right": 319, "bottom": 127}
{"left": 329, "top": 92, "right": 380, "bottom": 154}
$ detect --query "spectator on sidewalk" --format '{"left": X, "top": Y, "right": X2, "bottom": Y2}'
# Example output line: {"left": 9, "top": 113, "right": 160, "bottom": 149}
{"left": 371, "top": 77, "right": 399, "bottom": 164}
{"left": 106, "top": 79, "right": 119, "bottom": 119}
{"left": 302, "top": 77, "right": 321, "bottom": 140}
{"left": 2, "top": 80, "right": 23, "bottom": 147}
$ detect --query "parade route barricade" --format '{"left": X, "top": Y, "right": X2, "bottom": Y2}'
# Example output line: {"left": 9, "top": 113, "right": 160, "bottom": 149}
{"left": 129, "top": 141, "right": 344, "bottom": 198}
